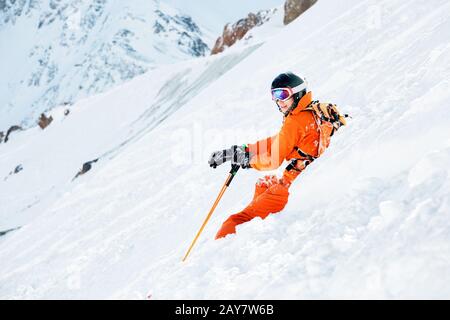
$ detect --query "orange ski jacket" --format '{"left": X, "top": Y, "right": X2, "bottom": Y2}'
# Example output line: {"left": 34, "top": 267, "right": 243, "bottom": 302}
{"left": 247, "top": 92, "right": 320, "bottom": 184}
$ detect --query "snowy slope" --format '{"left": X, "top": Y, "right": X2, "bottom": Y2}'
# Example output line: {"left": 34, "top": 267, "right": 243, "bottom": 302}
{"left": 0, "top": 0, "right": 211, "bottom": 129}
{"left": 1, "top": 0, "right": 450, "bottom": 299}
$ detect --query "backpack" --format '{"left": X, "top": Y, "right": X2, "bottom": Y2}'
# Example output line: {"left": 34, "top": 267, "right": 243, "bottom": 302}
{"left": 300, "top": 100, "right": 349, "bottom": 158}
{"left": 284, "top": 100, "right": 349, "bottom": 178}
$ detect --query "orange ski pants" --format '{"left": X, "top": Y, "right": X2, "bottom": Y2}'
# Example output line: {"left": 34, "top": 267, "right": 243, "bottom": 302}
{"left": 215, "top": 175, "right": 290, "bottom": 239}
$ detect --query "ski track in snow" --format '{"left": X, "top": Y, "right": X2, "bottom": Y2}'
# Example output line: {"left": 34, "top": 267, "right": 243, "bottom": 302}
{"left": 1, "top": 0, "right": 450, "bottom": 299}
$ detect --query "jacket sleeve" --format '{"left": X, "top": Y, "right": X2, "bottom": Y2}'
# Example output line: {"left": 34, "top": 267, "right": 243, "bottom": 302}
{"left": 247, "top": 120, "right": 301, "bottom": 171}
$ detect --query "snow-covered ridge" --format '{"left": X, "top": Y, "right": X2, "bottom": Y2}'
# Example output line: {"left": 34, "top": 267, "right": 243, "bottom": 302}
{"left": 0, "top": 0, "right": 211, "bottom": 129}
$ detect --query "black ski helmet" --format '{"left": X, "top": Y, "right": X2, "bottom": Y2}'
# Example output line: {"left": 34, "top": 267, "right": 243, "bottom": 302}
{"left": 271, "top": 72, "right": 307, "bottom": 113}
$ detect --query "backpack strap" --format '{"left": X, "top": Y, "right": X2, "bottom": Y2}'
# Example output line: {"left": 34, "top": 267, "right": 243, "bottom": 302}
{"left": 294, "top": 146, "right": 316, "bottom": 161}
{"left": 284, "top": 147, "right": 315, "bottom": 175}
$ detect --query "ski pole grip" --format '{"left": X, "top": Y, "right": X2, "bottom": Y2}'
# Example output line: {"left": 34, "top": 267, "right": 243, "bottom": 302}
{"left": 226, "top": 164, "right": 240, "bottom": 186}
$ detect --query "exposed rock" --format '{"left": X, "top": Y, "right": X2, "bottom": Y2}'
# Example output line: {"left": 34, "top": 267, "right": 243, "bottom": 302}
{"left": 4, "top": 125, "right": 23, "bottom": 143}
{"left": 0, "top": 131, "right": 4, "bottom": 143}
{"left": 13, "top": 164, "right": 23, "bottom": 174}
{"left": 38, "top": 113, "right": 53, "bottom": 129}
{"left": 73, "top": 158, "right": 99, "bottom": 180}
{"left": 284, "top": 0, "right": 318, "bottom": 25}
{"left": 3, "top": 164, "right": 23, "bottom": 181}
{"left": 0, "top": 227, "right": 21, "bottom": 238}
{"left": 211, "top": 9, "right": 276, "bottom": 55}
{"left": 64, "top": 109, "right": 70, "bottom": 116}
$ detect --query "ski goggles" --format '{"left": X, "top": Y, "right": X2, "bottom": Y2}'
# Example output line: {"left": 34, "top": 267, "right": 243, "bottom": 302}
{"left": 271, "top": 82, "right": 307, "bottom": 101}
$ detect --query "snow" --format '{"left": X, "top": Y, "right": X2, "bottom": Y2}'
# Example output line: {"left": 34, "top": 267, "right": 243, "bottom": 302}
{"left": 1, "top": 0, "right": 450, "bottom": 299}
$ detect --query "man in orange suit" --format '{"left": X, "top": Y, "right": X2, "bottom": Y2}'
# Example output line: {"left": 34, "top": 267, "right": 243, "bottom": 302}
{"left": 208, "top": 72, "right": 334, "bottom": 239}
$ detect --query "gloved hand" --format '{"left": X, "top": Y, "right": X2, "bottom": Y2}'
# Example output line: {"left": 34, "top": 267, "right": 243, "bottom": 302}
{"left": 208, "top": 145, "right": 251, "bottom": 169}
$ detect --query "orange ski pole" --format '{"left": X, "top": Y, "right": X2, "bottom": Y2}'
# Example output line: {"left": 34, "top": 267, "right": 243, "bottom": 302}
{"left": 182, "top": 164, "right": 240, "bottom": 262}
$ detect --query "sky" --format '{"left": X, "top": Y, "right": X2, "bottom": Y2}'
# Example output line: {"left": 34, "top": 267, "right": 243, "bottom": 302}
{"left": 162, "top": 0, "right": 285, "bottom": 34}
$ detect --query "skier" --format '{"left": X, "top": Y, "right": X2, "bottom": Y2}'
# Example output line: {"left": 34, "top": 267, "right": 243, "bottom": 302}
{"left": 208, "top": 72, "right": 346, "bottom": 239}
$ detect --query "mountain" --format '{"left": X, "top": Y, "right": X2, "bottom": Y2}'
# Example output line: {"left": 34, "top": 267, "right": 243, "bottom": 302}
{"left": 211, "top": 9, "right": 278, "bottom": 55}
{"left": 0, "top": 0, "right": 211, "bottom": 129}
{"left": 0, "top": 0, "right": 449, "bottom": 299}
{"left": 210, "top": 0, "right": 319, "bottom": 55}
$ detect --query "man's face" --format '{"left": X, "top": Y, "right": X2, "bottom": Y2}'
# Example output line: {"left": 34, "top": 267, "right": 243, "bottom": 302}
{"left": 276, "top": 96, "right": 294, "bottom": 114}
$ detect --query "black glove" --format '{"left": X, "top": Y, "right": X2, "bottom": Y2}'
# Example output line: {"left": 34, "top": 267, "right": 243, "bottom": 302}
{"left": 208, "top": 145, "right": 251, "bottom": 169}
